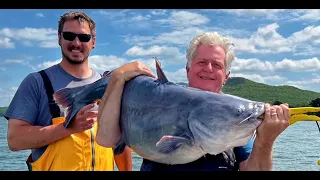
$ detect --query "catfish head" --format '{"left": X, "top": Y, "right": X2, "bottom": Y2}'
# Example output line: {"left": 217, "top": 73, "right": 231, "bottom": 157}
{"left": 188, "top": 92, "right": 265, "bottom": 155}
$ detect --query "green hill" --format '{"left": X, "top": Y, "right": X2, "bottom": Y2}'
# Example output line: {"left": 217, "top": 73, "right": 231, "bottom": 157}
{"left": 178, "top": 77, "right": 319, "bottom": 107}
{"left": 222, "top": 77, "right": 319, "bottom": 107}
{"left": 0, "top": 106, "right": 8, "bottom": 117}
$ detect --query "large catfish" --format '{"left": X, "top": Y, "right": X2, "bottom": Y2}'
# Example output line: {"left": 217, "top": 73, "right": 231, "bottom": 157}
{"left": 53, "top": 59, "right": 265, "bottom": 165}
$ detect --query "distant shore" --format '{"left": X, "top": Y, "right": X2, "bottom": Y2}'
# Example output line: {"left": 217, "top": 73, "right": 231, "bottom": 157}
{"left": 0, "top": 107, "right": 7, "bottom": 117}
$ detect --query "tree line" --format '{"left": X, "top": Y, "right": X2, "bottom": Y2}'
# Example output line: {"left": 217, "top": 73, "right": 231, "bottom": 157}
{"left": 273, "top": 98, "right": 320, "bottom": 108}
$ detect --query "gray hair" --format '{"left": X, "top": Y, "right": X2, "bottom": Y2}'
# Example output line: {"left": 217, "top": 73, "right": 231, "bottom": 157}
{"left": 186, "top": 32, "right": 235, "bottom": 74}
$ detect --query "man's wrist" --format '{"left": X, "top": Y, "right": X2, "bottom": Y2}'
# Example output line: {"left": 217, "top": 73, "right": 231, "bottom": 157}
{"left": 254, "top": 135, "right": 274, "bottom": 149}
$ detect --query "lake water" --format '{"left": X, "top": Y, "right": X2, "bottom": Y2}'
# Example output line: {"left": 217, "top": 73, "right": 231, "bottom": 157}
{"left": 0, "top": 117, "right": 319, "bottom": 171}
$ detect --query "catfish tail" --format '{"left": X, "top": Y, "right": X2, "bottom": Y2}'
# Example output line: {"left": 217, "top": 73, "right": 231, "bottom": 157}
{"left": 54, "top": 76, "right": 110, "bottom": 127}
{"left": 53, "top": 84, "right": 92, "bottom": 128}
{"left": 53, "top": 85, "right": 86, "bottom": 108}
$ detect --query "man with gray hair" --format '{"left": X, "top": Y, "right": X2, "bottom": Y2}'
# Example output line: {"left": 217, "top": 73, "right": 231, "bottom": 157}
{"left": 96, "top": 31, "right": 290, "bottom": 171}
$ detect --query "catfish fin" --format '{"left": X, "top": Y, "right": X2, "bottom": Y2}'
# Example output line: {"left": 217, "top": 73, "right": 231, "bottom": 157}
{"left": 156, "top": 135, "right": 190, "bottom": 154}
{"left": 53, "top": 85, "right": 86, "bottom": 108}
{"left": 63, "top": 102, "right": 85, "bottom": 128}
{"left": 154, "top": 57, "right": 169, "bottom": 83}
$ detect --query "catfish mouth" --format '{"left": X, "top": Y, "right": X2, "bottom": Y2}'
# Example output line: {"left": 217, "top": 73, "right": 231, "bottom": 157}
{"left": 248, "top": 102, "right": 265, "bottom": 125}
{"left": 237, "top": 102, "right": 265, "bottom": 126}
{"left": 252, "top": 102, "right": 265, "bottom": 119}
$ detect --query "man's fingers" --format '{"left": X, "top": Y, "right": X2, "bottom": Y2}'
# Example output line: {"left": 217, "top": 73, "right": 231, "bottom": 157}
{"left": 280, "top": 104, "right": 290, "bottom": 122}
{"left": 141, "top": 65, "right": 156, "bottom": 78}
{"left": 275, "top": 105, "right": 284, "bottom": 120}
{"left": 270, "top": 107, "right": 277, "bottom": 120}
{"left": 80, "top": 118, "right": 95, "bottom": 130}
{"left": 264, "top": 103, "right": 271, "bottom": 120}
{"left": 78, "top": 103, "right": 95, "bottom": 115}
{"left": 84, "top": 111, "right": 98, "bottom": 119}
{"left": 143, "top": 70, "right": 156, "bottom": 79}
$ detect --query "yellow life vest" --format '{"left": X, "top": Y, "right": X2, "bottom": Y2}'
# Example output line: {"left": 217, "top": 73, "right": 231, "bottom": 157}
{"left": 26, "top": 117, "right": 115, "bottom": 171}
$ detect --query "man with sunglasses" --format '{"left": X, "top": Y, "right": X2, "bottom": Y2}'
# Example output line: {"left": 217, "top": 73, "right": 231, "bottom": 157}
{"left": 4, "top": 11, "right": 134, "bottom": 171}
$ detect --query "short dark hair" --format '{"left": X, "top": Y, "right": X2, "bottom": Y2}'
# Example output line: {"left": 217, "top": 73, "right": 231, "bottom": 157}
{"left": 58, "top": 11, "right": 96, "bottom": 36}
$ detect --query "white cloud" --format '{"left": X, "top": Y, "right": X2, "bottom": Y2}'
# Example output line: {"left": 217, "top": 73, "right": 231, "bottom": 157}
{"left": 288, "top": 25, "right": 320, "bottom": 44}
{"left": 37, "top": 59, "right": 61, "bottom": 69}
{"left": 123, "top": 35, "right": 154, "bottom": 46}
{"left": 37, "top": 55, "right": 127, "bottom": 72}
{"left": 155, "top": 10, "right": 210, "bottom": 29}
{"left": 150, "top": 10, "right": 167, "bottom": 16}
{"left": 0, "top": 27, "right": 58, "bottom": 48}
{"left": 289, "top": 9, "right": 320, "bottom": 22}
{"left": 286, "top": 78, "right": 320, "bottom": 85}
{"left": 124, "top": 21, "right": 319, "bottom": 56}
{"left": 125, "top": 45, "right": 185, "bottom": 63}
{"left": 130, "top": 15, "right": 151, "bottom": 21}
{"left": 0, "top": 59, "right": 25, "bottom": 65}
{"left": 220, "top": 9, "right": 285, "bottom": 16}
{"left": 226, "top": 23, "right": 319, "bottom": 55}
{"left": 36, "top": 13, "right": 44, "bottom": 17}
{"left": 217, "top": 9, "right": 320, "bottom": 22}
{"left": 89, "top": 55, "right": 127, "bottom": 71}
{"left": 283, "top": 77, "right": 320, "bottom": 92}
{"left": 231, "top": 58, "right": 274, "bottom": 72}
{"left": 230, "top": 73, "right": 265, "bottom": 83}
{"left": 232, "top": 57, "right": 320, "bottom": 73}
{"left": 312, "top": 73, "right": 320, "bottom": 78}
{"left": 40, "top": 41, "right": 59, "bottom": 48}
{"left": 128, "top": 58, "right": 158, "bottom": 72}
{"left": 124, "top": 27, "right": 205, "bottom": 46}
{"left": 96, "top": 9, "right": 131, "bottom": 19}
{"left": 274, "top": 57, "right": 320, "bottom": 72}
{"left": 0, "top": 37, "right": 14, "bottom": 48}
{"left": 251, "top": 23, "right": 290, "bottom": 50}
{"left": 218, "top": 9, "right": 287, "bottom": 21}
{"left": 227, "top": 23, "right": 292, "bottom": 54}
{"left": 292, "top": 44, "right": 320, "bottom": 56}
{"left": 163, "top": 68, "right": 188, "bottom": 83}
{"left": 263, "top": 75, "right": 287, "bottom": 82}
{"left": 96, "top": 10, "right": 152, "bottom": 29}
{"left": 0, "top": 27, "right": 56, "bottom": 41}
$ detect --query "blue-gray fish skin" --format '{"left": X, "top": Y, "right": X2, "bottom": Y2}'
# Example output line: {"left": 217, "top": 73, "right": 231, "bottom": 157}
{"left": 53, "top": 60, "right": 265, "bottom": 165}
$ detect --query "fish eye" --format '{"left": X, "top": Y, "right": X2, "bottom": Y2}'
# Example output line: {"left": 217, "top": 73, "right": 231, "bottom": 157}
{"left": 236, "top": 105, "right": 245, "bottom": 115}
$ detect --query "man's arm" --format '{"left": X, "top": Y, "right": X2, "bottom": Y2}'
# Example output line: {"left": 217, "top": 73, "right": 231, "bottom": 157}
{"left": 96, "top": 72, "right": 125, "bottom": 147}
{"left": 5, "top": 73, "right": 72, "bottom": 151}
{"left": 239, "top": 103, "right": 290, "bottom": 171}
{"left": 96, "top": 61, "right": 155, "bottom": 171}
{"left": 96, "top": 61, "right": 155, "bottom": 148}
{"left": 96, "top": 76, "right": 133, "bottom": 170}
{"left": 238, "top": 137, "right": 273, "bottom": 171}
{"left": 7, "top": 119, "right": 71, "bottom": 151}
{"left": 7, "top": 103, "right": 97, "bottom": 151}
{"left": 6, "top": 72, "right": 98, "bottom": 151}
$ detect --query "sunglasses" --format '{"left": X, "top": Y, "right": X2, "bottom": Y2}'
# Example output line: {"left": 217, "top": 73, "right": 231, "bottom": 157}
{"left": 62, "top": 31, "right": 92, "bottom": 42}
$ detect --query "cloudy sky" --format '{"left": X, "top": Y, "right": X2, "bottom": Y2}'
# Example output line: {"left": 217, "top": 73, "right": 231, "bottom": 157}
{"left": 0, "top": 9, "right": 319, "bottom": 107}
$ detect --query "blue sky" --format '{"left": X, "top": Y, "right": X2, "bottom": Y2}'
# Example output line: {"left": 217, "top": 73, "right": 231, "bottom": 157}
{"left": 0, "top": 9, "right": 319, "bottom": 107}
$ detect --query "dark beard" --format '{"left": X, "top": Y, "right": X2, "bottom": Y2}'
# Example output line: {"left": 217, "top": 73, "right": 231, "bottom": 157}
{"left": 62, "top": 48, "right": 88, "bottom": 65}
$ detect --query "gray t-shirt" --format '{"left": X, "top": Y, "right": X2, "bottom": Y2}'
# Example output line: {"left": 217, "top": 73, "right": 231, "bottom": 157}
{"left": 4, "top": 63, "right": 102, "bottom": 162}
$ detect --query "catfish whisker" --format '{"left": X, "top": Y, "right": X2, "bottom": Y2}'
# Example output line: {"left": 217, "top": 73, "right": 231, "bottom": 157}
{"left": 237, "top": 114, "right": 253, "bottom": 126}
